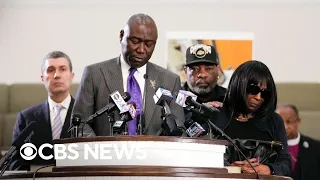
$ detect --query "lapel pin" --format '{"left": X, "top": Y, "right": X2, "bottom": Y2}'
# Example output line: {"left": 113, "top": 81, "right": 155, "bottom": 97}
{"left": 150, "top": 80, "right": 156, "bottom": 89}
{"left": 303, "top": 141, "right": 309, "bottom": 148}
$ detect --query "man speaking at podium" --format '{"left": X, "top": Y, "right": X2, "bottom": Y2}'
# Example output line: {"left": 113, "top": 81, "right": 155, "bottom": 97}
{"left": 72, "top": 13, "right": 184, "bottom": 136}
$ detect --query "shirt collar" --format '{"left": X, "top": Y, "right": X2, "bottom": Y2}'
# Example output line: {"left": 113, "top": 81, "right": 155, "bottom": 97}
{"left": 288, "top": 132, "right": 301, "bottom": 146}
{"left": 120, "top": 54, "right": 147, "bottom": 75}
{"left": 48, "top": 94, "right": 71, "bottom": 110}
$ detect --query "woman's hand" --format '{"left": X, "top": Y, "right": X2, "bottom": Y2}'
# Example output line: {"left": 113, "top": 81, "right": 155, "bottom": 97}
{"left": 242, "top": 164, "right": 271, "bottom": 175}
{"left": 232, "top": 158, "right": 271, "bottom": 175}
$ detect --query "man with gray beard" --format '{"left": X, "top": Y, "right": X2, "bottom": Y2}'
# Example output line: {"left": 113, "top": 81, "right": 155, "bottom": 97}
{"left": 182, "top": 44, "right": 226, "bottom": 137}
{"left": 182, "top": 44, "right": 226, "bottom": 106}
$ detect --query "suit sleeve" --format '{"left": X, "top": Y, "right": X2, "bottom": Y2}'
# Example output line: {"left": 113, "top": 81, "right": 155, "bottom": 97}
{"left": 72, "top": 66, "right": 96, "bottom": 137}
{"left": 12, "top": 112, "right": 26, "bottom": 142}
{"left": 266, "top": 114, "right": 292, "bottom": 176}
{"left": 170, "top": 75, "right": 185, "bottom": 128}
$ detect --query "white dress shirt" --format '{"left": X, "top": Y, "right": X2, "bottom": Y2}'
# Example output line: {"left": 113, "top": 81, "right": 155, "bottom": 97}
{"left": 48, "top": 94, "right": 71, "bottom": 131}
{"left": 288, "top": 132, "right": 301, "bottom": 146}
{"left": 120, "top": 54, "right": 146, "bottom": 98}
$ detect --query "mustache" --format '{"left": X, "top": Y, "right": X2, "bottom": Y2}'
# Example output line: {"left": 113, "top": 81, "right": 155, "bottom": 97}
{"left": 195, "top": 79, "right": 208, "bottom": 84}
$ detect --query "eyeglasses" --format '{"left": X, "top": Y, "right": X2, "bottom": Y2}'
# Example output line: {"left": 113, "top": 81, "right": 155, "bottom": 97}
{"left": 247, "top": 84, "right": 270, "bottom": 99}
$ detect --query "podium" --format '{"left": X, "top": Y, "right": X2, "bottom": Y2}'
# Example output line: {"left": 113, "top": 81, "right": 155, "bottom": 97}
{"left": 2, "top": 136, "right": 292, "bottom": 180}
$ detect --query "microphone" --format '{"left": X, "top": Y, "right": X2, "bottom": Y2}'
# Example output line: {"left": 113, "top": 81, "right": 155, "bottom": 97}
{"left": 138, "top": 74, "right": 148, "bottom": 135}
{"left": 153, "top": 88, "right": 183, "bottom": 136}
{"left": 86, "top": 91, "right": 131, "bottom": 124}
{"left": 113, "top": 102, "right": 136, "bottom": 133}
{"left": 153, "top": 88, "right": 173, "bottom": 106}
{"left": 0, "top": 122, "right": 37, "bottom": 170}
{"left": 185, "top": 96, "right": 220, "bottom": 118}
{"left": 160, "top": 114, "right": 183, "bottom": 136}
{"left": 175, "top": 90, "right": 198, "bottom": 107}
{"left": 184, "top": 115, "right": 206, "bottom": 137}
{"left": 71, "top": 114, "right": 81, "bottom": 138}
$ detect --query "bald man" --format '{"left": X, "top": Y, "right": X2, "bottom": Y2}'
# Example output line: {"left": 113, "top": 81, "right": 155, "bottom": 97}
{"left": 72, "top": 13, "right": 185, "bottom": 136}
{"left": 276, "top": 104, "right": 320, "bottom": 180}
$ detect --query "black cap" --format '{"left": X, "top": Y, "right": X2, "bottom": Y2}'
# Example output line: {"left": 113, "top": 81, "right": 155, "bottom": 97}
{"left": 185, "top": 44, "right": 218, "bottom": 66}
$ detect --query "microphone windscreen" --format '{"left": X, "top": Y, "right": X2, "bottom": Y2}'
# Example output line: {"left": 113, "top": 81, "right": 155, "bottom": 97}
{"left": 122, "top": 92, "right": 131, "bottom": 102}
{"left": 175, "top": 90, "right": 197, "bottom": 107}
{"left": 12, "top": 121, "right": 37, "bottom": 148}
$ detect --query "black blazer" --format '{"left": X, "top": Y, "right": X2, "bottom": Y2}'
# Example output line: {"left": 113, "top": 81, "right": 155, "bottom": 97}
{"left": 9, "top": 97, "right": 74, "bottom": 170}
{"left": 291, "top": 134, "right": 320, "bottom": 180}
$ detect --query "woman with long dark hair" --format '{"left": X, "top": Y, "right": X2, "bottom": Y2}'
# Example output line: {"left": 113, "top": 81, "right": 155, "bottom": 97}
{"left": 212, "top": 60, "right": 291, "bottom": 176}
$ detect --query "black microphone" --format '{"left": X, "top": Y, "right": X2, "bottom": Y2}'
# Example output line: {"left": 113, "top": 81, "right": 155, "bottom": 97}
{"left": 0, "top": 121, "right": 37, "bottom": 169}
{"left": 113, "top": 102, "right": 136, "bottom": 134}
{"left": 185, "top": 96, "right": 220, "bottom": 118}
{"left": 71, "top": 114, "right": 81, "bottom": 137}
{"left": 160, "top": 114, "right": 183, "bottom": 136}
{"left": 138, "top": 74, "right": 148, "bottom": 135}
{"left": 184, "top": 115, "right": 206, "bottom": 137}
{"left": 86, "top": 91, "right": 131, "bottom": 124}
{"left": 154, "top": 88, "right": 183, "bottom": 136}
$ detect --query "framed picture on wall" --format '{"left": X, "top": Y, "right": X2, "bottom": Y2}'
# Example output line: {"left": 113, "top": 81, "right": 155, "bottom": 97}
{"left": 165, "top": 31, "right": 254, "bottom": 88}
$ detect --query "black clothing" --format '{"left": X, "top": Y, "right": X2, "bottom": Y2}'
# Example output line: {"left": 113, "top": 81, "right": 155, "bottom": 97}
{"left": 211, "top": 108, "right": 292, "bottom": 176}
{"left": 291, "top": 134, "right": 320, "bottom": 180}
{"left": 224, "top": 118, "right": 272, "bottom": 141}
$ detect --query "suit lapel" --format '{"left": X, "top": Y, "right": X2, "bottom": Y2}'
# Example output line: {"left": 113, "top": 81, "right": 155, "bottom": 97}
{"left": 100, "top": 57, "right": 124, "bottom": 94}
{"left": 297, "top": 135, "right": 309, "bottom": 177}
{"left": 144, "top": 63, "right": 160, "bottom": 131}
{"left": 60, "top": 97, "right": 75, "bottom": 138}
{"left": 34, "top": 101, "right": 52, "bottom": 138}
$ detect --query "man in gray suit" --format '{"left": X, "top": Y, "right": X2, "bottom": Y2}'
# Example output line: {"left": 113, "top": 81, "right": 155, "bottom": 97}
{"left": 72, "top": 13, "right": 185, "bottom": 136}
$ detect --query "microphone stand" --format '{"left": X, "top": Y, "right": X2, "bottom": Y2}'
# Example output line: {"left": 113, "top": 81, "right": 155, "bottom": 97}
{"left": 0, "top": 154, "right": 13, "bottom": 177}
{"left": 109, "top": 112, "right": 116, "bottom": 136}
{"left": 206, "top": 119, "right": 261, "bottom": 180}
{"left": 156, "top": 102, "right": 172, "bottom": 136}
{"left": 71, "top": 116, "right": 81, "bottom": 138}
{"left": 138, "top": 74, "right": 148, "bottom": 135}
{"left": 207, "top": 121, "right": 213, "bottom": 140}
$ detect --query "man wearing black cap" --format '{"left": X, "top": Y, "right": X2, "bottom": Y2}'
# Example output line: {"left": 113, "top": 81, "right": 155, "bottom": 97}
{"left": 183, "top": 44, "right": 226, "bottom": 106}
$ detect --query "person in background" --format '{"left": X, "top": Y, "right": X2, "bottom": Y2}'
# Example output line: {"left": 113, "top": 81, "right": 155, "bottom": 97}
{"left": 276, "top": 104, "right": 320, "bottom": 180}
{"left": 211, "top": 60, "right": 291, "bottom": 176}
{"left": 182, "top": 44, "right": 226, "bottom": 137}
{"left": 183, "top": 44, "right": 226, "bottom": 106}
{"left": 10, "top": 51, "right": 75, "bottom": 170}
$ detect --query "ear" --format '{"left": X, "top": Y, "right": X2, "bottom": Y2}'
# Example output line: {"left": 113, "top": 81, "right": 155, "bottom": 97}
{"left": 120, "top": 29, "right": 124, "bottom": 42}
{"left": 71, "top": 72, "right": 75, "bottom": 80}
{"left": 41, "top": 75, "right": 44, "bottom": 82}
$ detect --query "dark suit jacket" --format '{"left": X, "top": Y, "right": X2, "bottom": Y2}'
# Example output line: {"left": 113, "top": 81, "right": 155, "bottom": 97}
{"left": 291, "top": 134, "right": 320, "bottom": 180}
{"left": 9, "top": 97, "right": 74, "bottom": 170}
{"left": 72, "top": 57, "right": 185, "bottom": 136}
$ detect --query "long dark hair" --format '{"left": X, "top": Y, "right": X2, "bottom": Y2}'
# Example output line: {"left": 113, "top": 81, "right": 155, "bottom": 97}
{"left": 223, "top": 60, "right": 277, "bottom": 120}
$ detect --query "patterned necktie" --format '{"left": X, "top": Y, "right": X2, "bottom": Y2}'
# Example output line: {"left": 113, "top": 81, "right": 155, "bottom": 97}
{"left": 52, "top": 104, "right": 63, "bottom": 139}
{"left": 127, "top": 68, "right": 143, "bottom": 135}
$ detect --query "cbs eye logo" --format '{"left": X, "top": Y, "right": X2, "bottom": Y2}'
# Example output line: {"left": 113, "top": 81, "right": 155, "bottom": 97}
{"left": 20, "top": 143, "right": 37, "bottom": 160}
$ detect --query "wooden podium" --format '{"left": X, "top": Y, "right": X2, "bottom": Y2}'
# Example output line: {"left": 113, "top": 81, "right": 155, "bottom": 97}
{"left": 2, "top": 136, "right": 292, "bottom": 180}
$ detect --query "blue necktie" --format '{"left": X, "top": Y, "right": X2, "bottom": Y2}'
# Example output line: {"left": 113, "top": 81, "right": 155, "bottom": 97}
{"left": 127, "top": 68, "right": 143, "bottom": 135}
